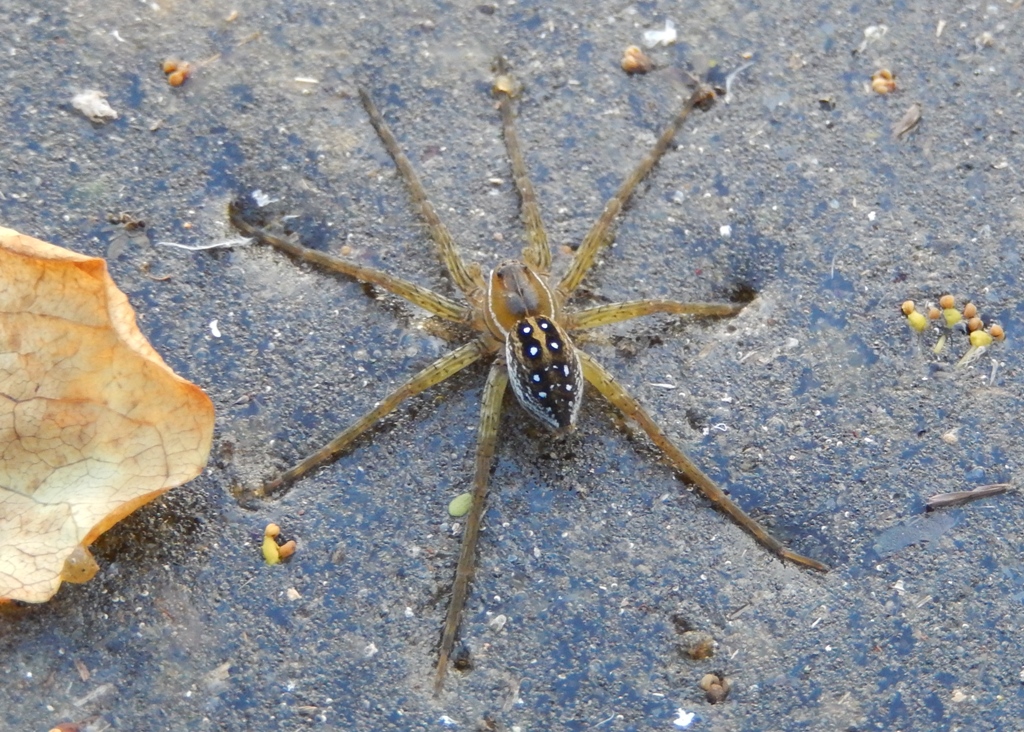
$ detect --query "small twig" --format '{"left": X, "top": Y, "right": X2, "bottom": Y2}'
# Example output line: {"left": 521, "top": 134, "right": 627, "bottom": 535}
{"left": 925, "top": 483, "right": 1011, "bottom": 510}
{"left": 156, "top": 237, "right": 253, "bottom": 251}
{"left": 724, "top": 61, "right": 754, "bottom": 104}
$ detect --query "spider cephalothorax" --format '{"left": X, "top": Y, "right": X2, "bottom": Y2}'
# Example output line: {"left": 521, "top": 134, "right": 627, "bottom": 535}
{"left": 231, "top": 59, "right": 827, "bottom": 694}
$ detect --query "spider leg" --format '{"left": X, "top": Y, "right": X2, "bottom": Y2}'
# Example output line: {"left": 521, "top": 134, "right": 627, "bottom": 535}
{"left": 434, "top": 360, "right": 509, "bottom": 694}
{"left": 577, "top": 350, "right": 828, "bottom": 572}
{"left": 565, "top": 299, "right": 743, "bottom": 331}
{"left": 556, "top": 85, "right": 714, "bottom": 303}
{"left": 359, "top": 88, "right": 484, "bottom": 300}
{"left": 250, "top": 339, "right": 492, "bottom": 499}
{"left": 493, "top": 59, "right": 552, "bottom": 274}
{"left": 230, "top": 203, "right": 470, "bottom": 323}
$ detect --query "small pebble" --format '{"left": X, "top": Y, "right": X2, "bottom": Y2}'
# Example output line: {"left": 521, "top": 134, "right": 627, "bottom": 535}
{"left": 71, "top": 90, "right": 119, "bottom": 123}
{"left": 488, "top": 614, "right": 507, "bottom": 632}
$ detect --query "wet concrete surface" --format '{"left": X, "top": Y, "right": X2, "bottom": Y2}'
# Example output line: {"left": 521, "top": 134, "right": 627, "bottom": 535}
{"left": 1, "top": 0, "right": 1023, "bottom": 729}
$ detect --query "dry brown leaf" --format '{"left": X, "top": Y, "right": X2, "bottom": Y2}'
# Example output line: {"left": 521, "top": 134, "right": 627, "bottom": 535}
{"left": 0, "top": 227, "right": 214, "bottom": 603}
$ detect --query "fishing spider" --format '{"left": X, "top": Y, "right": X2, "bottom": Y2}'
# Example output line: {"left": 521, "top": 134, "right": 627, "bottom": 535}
{"left": 231, "top": 61, "right": 827, "bottom": 693}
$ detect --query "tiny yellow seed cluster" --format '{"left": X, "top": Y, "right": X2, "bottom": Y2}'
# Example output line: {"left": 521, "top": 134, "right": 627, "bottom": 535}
{"left": 162, "top": 59, "right": 192, "bottom": 87}
{"left": 901, "top": 294, "right": 1004, "bottom": 367}
{"left": 871, "top": 69, "right": 897, "bottom": 94}
{"left": 262, "top": 522, "right": 297, "bottom": 565}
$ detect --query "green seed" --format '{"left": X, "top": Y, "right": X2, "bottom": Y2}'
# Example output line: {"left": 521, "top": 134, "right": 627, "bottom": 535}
{"left": 448, "top": 492, "right": 473, "bottom": 517}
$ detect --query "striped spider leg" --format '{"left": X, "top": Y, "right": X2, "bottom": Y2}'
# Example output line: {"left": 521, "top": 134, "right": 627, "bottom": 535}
{"left": 232, "top": 60, "right": 827, "bottom": 696}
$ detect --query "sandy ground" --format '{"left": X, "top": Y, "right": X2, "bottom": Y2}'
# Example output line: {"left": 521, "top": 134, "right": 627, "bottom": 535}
{"left": 1, "top": 0, "right": 1022, "bottom": 729}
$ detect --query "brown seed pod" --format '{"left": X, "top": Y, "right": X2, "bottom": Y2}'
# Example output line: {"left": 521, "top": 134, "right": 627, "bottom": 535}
{"left": 963, "top": 302, "right": 978, "bottom": 319}
{"left": 967, "top": 316, "right": 983, "bottom": 332}
{"left": 277, "top": 540, "right": 297, "bottom": 559}
{"left": 927, "top": 306, "right": 941, "bottom": 321}
{"left": 621, "top": 46, "right": 654, "bottom": 75}
{"left": 679, "top": 630, "right": 716, "bottom": 660}
{"left": 698, "top": 673, "right": 732, "bottom": 704}
{"left": 901, "top": 300, "right": 916, "bottom": 316}
{"left": 939, "top": 294, "right": 955, "bottom": 310}
{"left": 989, "top": 324, "right": 1005, "bottom": 341}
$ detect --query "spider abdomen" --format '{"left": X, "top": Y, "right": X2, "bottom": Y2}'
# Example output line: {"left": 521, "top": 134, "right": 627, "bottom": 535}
{"left": 505, "top": 316, "right": 583, "bottom": 433}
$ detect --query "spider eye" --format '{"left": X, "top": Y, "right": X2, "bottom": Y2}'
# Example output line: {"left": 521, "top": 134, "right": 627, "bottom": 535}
{"left": 505, "top": 317, "right": 582, "bottom": 432}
